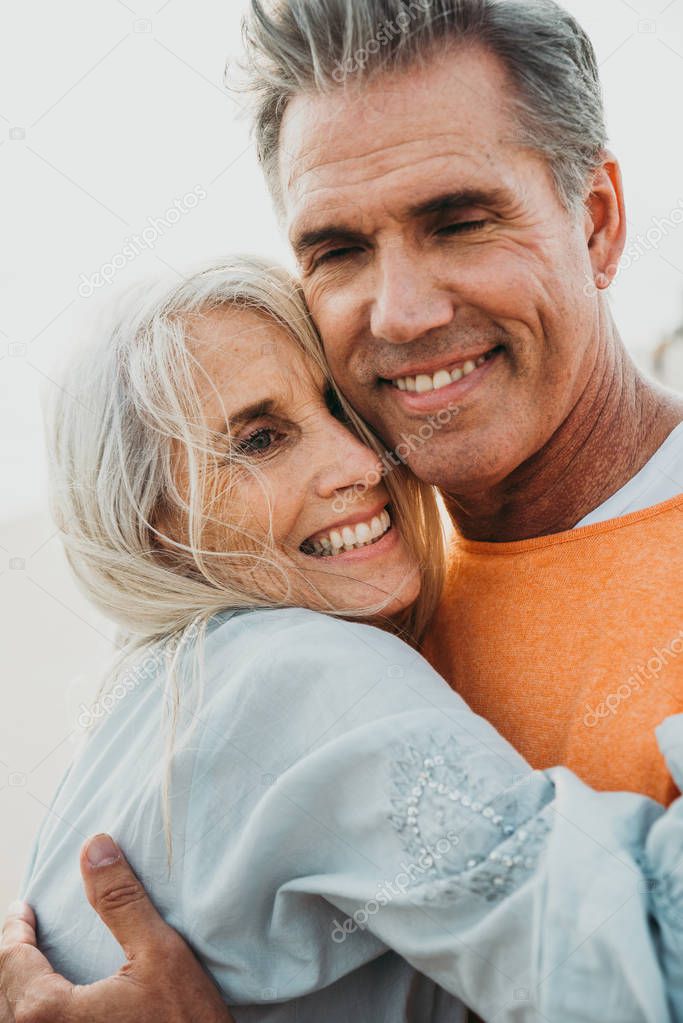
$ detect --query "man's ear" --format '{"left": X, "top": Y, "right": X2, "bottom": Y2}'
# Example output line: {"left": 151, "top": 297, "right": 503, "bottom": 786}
{"left": 583, "top": 151, "right": 627, "bottom": 288}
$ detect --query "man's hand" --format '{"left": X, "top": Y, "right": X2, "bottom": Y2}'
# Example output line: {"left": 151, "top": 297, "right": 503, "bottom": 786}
{"left": 0, "top": 834, "right": 234, "bottom": 1023}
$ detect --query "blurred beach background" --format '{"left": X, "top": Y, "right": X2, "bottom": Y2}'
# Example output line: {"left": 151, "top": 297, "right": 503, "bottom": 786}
{"left": 1, "top": 0, "right": 683, "bottom": 913}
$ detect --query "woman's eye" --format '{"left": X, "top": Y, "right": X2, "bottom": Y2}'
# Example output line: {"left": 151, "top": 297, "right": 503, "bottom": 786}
{"left": 235, "top": 427, "right": 280, "bottom": 456}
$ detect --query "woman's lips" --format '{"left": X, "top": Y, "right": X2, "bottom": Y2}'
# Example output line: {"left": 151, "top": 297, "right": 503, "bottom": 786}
{"left": 301, "top": 507, "right": 392, "bottom": 557}
{"left": 301, "top": 519, "right": 401, "bottom": 564}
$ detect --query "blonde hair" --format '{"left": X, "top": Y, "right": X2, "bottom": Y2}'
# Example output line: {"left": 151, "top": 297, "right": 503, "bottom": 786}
{"left": 48, "top": 257, "right": 447, "bottom": 851}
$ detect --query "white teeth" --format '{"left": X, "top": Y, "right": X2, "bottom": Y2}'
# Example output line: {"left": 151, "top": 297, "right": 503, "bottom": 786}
{"left": 392, "top": 353, "right": 493, "bottom": 393}
{"left": 355, "top": 522, "right": 372, "bottom": 543}
{"left": 305, "top": 508, "right": 392, "bottom": 557}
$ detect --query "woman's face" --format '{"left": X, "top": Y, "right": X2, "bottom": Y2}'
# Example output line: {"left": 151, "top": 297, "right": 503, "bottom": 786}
{"left": 178, "top": 306, "right": 421, "bottom": 617}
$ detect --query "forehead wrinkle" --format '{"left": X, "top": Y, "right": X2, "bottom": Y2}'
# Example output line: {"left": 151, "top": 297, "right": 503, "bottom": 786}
{"left": 188, "top": 314, "right": 283, "bottom": 377}
{"left": 263, "top": 354, "right": 328, "bottom": 408}
{"left": 282, "top": 43, "right": 521, "bottom": 193}
{"left": 199, "top": 333, "right": 327, "bottom": 422}
{"left": 288, "top": 130, "right": 492, "bottom": 197}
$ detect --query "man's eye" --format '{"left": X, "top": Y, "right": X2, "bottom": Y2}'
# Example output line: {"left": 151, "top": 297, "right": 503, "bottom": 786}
{"left": 235, "top": 427, "right": 280, "bottom": 456}
{"left": 438, "top": 220, "right": 488, "bottom": 236}
{"left": 314, "top": 246, "right": 361, "bottom": 267}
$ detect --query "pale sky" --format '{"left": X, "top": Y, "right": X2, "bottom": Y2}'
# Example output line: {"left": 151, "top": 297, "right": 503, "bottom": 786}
{"left": 1, "top": 0, "right": 683, "bottom": 522}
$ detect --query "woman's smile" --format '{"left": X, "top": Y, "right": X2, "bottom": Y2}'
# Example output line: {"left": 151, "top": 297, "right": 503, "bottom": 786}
{"left": 299, "top": 503, "right": 392, "bottom": 558}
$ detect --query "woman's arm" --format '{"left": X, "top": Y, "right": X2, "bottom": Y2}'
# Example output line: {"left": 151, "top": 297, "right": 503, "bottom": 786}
{"left": 176, "top": 611, "right": 682, "bottom": 1021}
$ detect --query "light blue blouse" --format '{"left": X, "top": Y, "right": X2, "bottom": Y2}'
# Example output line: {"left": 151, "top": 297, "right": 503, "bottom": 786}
{"left": 21, "top": 608, "right": 683, "bottom": 1022}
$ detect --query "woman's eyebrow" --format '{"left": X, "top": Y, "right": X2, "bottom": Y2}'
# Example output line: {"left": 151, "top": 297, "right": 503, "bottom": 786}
{"left": 220, "top": 399, "right": 276, "bottom": 435}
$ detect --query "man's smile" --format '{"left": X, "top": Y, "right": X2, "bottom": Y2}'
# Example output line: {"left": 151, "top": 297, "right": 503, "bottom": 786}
{"left": 379, "top": 344, "right": 505, "bottom": 412}
{"left": 382, "top": 344, "right": 503, "bottom": 393}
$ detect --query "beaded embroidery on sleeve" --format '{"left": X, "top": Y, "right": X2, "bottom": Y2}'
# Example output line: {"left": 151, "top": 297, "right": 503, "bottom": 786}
{"left": 388, "top": 733, "right": 554, "bottom": 902}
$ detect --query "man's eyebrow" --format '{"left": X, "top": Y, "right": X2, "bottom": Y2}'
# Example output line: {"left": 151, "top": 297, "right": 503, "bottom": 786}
{"left": 291, "top": 225, "right": 367, "bottom": 259}
{"left": 407, "top": 188, "right": 509, "bottom": 218}
{"left": 291, "top": 188, "right": 510, "bottom": 256}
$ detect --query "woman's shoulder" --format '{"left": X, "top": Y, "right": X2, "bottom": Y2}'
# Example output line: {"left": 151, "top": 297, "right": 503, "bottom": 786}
{"left": 196, "top": 607, "right": 452, "bottom": 752}
{"left": 206, "top": 606, "right": 429, "bottom": 677}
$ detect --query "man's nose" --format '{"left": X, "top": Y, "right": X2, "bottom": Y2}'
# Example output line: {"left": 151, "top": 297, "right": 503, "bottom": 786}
{"left": 370, "top": 247, "right": 454, "bottom": 344}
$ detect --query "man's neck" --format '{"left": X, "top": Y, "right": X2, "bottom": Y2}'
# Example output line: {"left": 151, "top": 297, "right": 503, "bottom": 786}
{"left": 444, "top": 341, "right": 683, "bottom": 543}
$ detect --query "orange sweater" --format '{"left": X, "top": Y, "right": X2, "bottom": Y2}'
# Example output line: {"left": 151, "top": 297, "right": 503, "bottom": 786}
{"left": 422, "top": 496, "right": 683, "bottom": 805}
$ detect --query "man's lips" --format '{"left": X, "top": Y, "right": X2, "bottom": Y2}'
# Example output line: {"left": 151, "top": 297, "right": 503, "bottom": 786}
{"left": 380, "top": 345, "right": 504, "bottom": 409}
{"left": 379, "top": 344, "right": 502, "bottom": 391}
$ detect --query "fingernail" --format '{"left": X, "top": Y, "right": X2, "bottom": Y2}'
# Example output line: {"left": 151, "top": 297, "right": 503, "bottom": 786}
{"left": 86, "top": 834, "right": 121, "bottom": 868}
{"left": 7, "top": 900, "right": 26, "bottom": 916}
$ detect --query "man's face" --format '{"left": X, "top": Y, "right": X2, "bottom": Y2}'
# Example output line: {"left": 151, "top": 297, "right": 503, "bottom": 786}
{"left": 279, "top": 45, "right": 603, "bottom": 495}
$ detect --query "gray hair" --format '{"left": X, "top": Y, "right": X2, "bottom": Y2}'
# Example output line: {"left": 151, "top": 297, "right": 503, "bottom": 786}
{"left": 237, "top": 0, "right": 608, "bottom": 214}
{"left": 48, "top": 257, "right": 445, "bottom": 650}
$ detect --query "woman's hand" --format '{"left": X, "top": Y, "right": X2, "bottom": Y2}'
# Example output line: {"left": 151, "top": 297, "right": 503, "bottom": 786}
{"left": 0, "top": 835, "right": 234, "bottom": 1023}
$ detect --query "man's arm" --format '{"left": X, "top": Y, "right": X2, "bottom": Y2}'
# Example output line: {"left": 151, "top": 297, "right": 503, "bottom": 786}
{"left": 0, "top": 835, "right": 234, "bottom": 1023}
